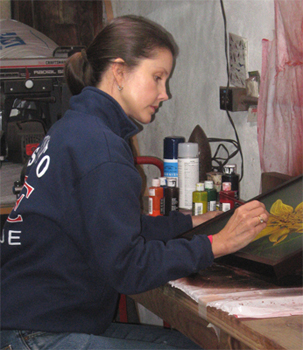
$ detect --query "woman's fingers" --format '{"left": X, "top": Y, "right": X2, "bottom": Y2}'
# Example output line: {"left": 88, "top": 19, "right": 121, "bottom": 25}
{"left": 211, "top": 200, "right": 269, "bottom": 258}
{"left": 241, "top": 199, "right": 266, "bottom": 211}
{"left": 230, "top": 201, "right": 269, "bottom": 231}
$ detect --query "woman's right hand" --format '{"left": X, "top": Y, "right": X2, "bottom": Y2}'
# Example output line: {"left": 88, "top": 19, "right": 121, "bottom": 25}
{"left": 211, "top": 200, "right": 269, "bottom": 258}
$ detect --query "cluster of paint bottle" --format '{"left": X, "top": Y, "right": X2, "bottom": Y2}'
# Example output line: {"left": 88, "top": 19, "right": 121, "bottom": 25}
{"left": 148, "top": 172, "right": 240, "bottom": 216}
{"left": 207, "top": 164, "right": 240, "bottom": 212}
{"left": 148, "top": 177, "right": 220, "bottom": 217}
{"left": 149, "top": 134, "right": 240, "bottom": 216}
{"left": 192, "top": 180, "right": 217, "bottom": 215}
{"left": 148, "top": 176, "right": 179, "bottom": 217}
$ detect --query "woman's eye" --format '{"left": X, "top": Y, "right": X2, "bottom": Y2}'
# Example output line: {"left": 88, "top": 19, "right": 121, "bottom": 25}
{"left": 154, "top": 76, "right": 161, "bottom": 82}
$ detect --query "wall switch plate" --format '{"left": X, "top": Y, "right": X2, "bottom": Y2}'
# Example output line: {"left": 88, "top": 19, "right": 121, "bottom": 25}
{"left": 220, "top": 86, "right": 248, "bottom": 111}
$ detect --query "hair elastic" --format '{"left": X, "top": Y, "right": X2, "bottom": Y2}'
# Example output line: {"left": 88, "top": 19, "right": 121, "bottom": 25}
{"left": 81, "top": 49, "right": 88, "bottom": 63}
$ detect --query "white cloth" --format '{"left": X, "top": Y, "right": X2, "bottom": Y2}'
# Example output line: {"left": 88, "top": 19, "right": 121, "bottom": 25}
{"left": 169, "top": 278, "right": 303, "bottom": 319}
{"left": 0, "top": 19, "right": 58, "bottom": 59}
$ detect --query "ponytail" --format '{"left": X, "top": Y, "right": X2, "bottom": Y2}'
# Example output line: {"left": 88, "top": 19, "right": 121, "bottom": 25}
{"left": 64, "top": 50, "right": 96, "bottom": 96}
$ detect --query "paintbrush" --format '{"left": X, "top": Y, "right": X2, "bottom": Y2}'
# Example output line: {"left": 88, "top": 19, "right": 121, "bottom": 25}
{"left": 220, "top": 193, "right": 275, "bottom": 222}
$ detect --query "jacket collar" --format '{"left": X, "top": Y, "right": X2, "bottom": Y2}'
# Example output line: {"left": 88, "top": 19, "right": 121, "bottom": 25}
{"left": 70, "top": 87, "right": 139, "bottom": 141}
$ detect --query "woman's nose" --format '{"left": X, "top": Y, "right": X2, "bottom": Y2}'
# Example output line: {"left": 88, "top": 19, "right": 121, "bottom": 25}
{"left": 159, "top": 84, "right": 169, "bottom": 101}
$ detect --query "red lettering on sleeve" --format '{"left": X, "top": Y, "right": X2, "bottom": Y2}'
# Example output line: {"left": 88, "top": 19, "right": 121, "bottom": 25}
{"left": 7, "top": 215, "right": 23, "bottom": 223}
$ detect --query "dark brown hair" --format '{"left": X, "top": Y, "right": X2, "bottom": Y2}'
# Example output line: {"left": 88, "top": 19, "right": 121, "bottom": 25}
{"left": 64, "top": 15, "right": 178, "bottom": 95}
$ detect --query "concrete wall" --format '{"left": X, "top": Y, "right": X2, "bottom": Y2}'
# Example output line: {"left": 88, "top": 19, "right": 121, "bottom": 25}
{"left": 111, "top": 0, "right": 275, "bottom": 200}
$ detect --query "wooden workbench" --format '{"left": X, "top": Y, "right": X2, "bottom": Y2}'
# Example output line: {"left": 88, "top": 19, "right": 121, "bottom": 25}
{"left": 130, "top": 265, "right": 303, "bottom": 350}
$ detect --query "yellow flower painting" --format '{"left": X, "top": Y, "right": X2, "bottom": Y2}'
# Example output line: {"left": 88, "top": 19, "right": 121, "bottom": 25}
{"left": 254, "top": 199, "right": 303, "bottom": 246}
{"left": 216, "top": 176, "right": 303, "bottom": 279}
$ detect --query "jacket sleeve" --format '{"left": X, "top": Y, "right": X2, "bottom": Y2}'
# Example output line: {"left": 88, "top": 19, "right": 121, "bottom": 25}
{"left": 140, "top": 212, "right": 193, "bottom": 242}
{"left": 76, "top": 162, "right": 214, "bottom": 295}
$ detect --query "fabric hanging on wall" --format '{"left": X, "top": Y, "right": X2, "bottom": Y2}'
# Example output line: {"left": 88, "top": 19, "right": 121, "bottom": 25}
{"left": 257, "top": 0, "right": 303, "bottom": 177}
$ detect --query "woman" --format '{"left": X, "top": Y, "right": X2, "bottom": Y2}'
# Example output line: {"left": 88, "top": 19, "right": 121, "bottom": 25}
{"left": 1, "top": 15, "right": 268, "bottom": 349}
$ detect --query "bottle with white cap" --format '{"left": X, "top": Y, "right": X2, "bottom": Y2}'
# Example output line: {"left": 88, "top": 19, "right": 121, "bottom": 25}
{"left": 164, "top": 178, "right": 179, "bottom": 216}
{"left": 159, "top": 177, "right": 167, "bottom": 188}
{"left": 204, "top": 180, "right": 217, "bottom": 212}
{"left": 192, "top": 182, "right": 207, "bottom": 215}
{"left": 148, "top": 178, "right": 164, "bottom": 216}
{"left": 178, "top": 142, "right": 199, "bottom": 210}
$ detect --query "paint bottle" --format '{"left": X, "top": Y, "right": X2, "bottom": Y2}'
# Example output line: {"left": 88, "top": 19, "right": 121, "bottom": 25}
{"left": 222, "top": 164, "right": 240, "bottom": 199}
{"left": 148, "top": 178, "right": 164, "bottom": 216}
{"left": 159, "top": 176, "right": 167, "bottom": 214}
{"left": 159, "top": 177, "right": 167, "bottom": 188}
{"left": 219, "top": 190, "right": 235, "bottom": 212}
{"left": 164, "top": 178, "right": 179, "bottom": 216}
{"left": 192, "top": 182, "right": 208, "bottom": 216}
{"left": 178, "top": 142, "right": 199, "bottom": 210}
{"left": 163, "top": 136, "right": 185, "bottom": 186}
{"left": 204, "top": 180, "right": 217, "bottom": 212}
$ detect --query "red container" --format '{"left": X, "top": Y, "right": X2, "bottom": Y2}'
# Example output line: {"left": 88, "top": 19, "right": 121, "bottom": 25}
{"left": 219, "top": 190, "right": 235, "bottom": 212}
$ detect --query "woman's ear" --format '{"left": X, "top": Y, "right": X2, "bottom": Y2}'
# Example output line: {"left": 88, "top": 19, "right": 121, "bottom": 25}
{"left": 111, "top": 58, "right": 126, "bottom": 90}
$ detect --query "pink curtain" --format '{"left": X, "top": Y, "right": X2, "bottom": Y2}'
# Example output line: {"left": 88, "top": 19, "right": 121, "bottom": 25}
{"left": 257, "top": 0, "right": 303, "bottom": 177}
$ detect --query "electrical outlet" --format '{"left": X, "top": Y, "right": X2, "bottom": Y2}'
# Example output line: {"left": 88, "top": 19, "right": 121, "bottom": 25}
{"left": 247, "top": 106, "right": 258, "bottom": 122}
{"left": 220, "top": 86, "right": 248, "bottom": 111}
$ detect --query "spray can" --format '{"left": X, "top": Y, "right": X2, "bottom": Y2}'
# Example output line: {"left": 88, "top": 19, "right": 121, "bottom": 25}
{"left": 192, "top": 182, "right": 208, "bottom": 215}
{"left": 204, "top": 180, "right": 217, "bottom": 212}
{"left": 148, "top": 178, "right": 164, "bottom": 216}
{"left": 222, "top": 164, "right": 240, "bottom": 199}
{"left": 178, "top": 142, "right": 199, "bottom": 210}
{"left": 163, "top": 136, "right": 185, "bottom": 186}
{"left": 164, "top": 178, "right": 179, "bottom": 216}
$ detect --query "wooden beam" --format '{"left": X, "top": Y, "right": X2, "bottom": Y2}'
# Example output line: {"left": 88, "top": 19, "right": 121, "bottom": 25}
{"left": 104, "top": 0, "right": 114, "bottom": 22}
{"left": 0, "top": 204, "right": 13, "bottom": 216}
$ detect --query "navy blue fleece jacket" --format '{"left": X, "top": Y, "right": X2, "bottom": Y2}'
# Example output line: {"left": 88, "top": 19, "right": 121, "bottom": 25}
{"left": 1, "top": 87, "right": 214, "bottom": 335}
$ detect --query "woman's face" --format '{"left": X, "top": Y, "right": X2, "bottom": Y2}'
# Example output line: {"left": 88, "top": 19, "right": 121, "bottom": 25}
{"left": 118, "top": 49, "right": 174, "bottom": 124}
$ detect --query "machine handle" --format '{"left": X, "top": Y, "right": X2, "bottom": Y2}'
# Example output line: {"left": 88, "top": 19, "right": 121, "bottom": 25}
{"left": 134, "top": 156, "right": 164, "bottom": 177}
